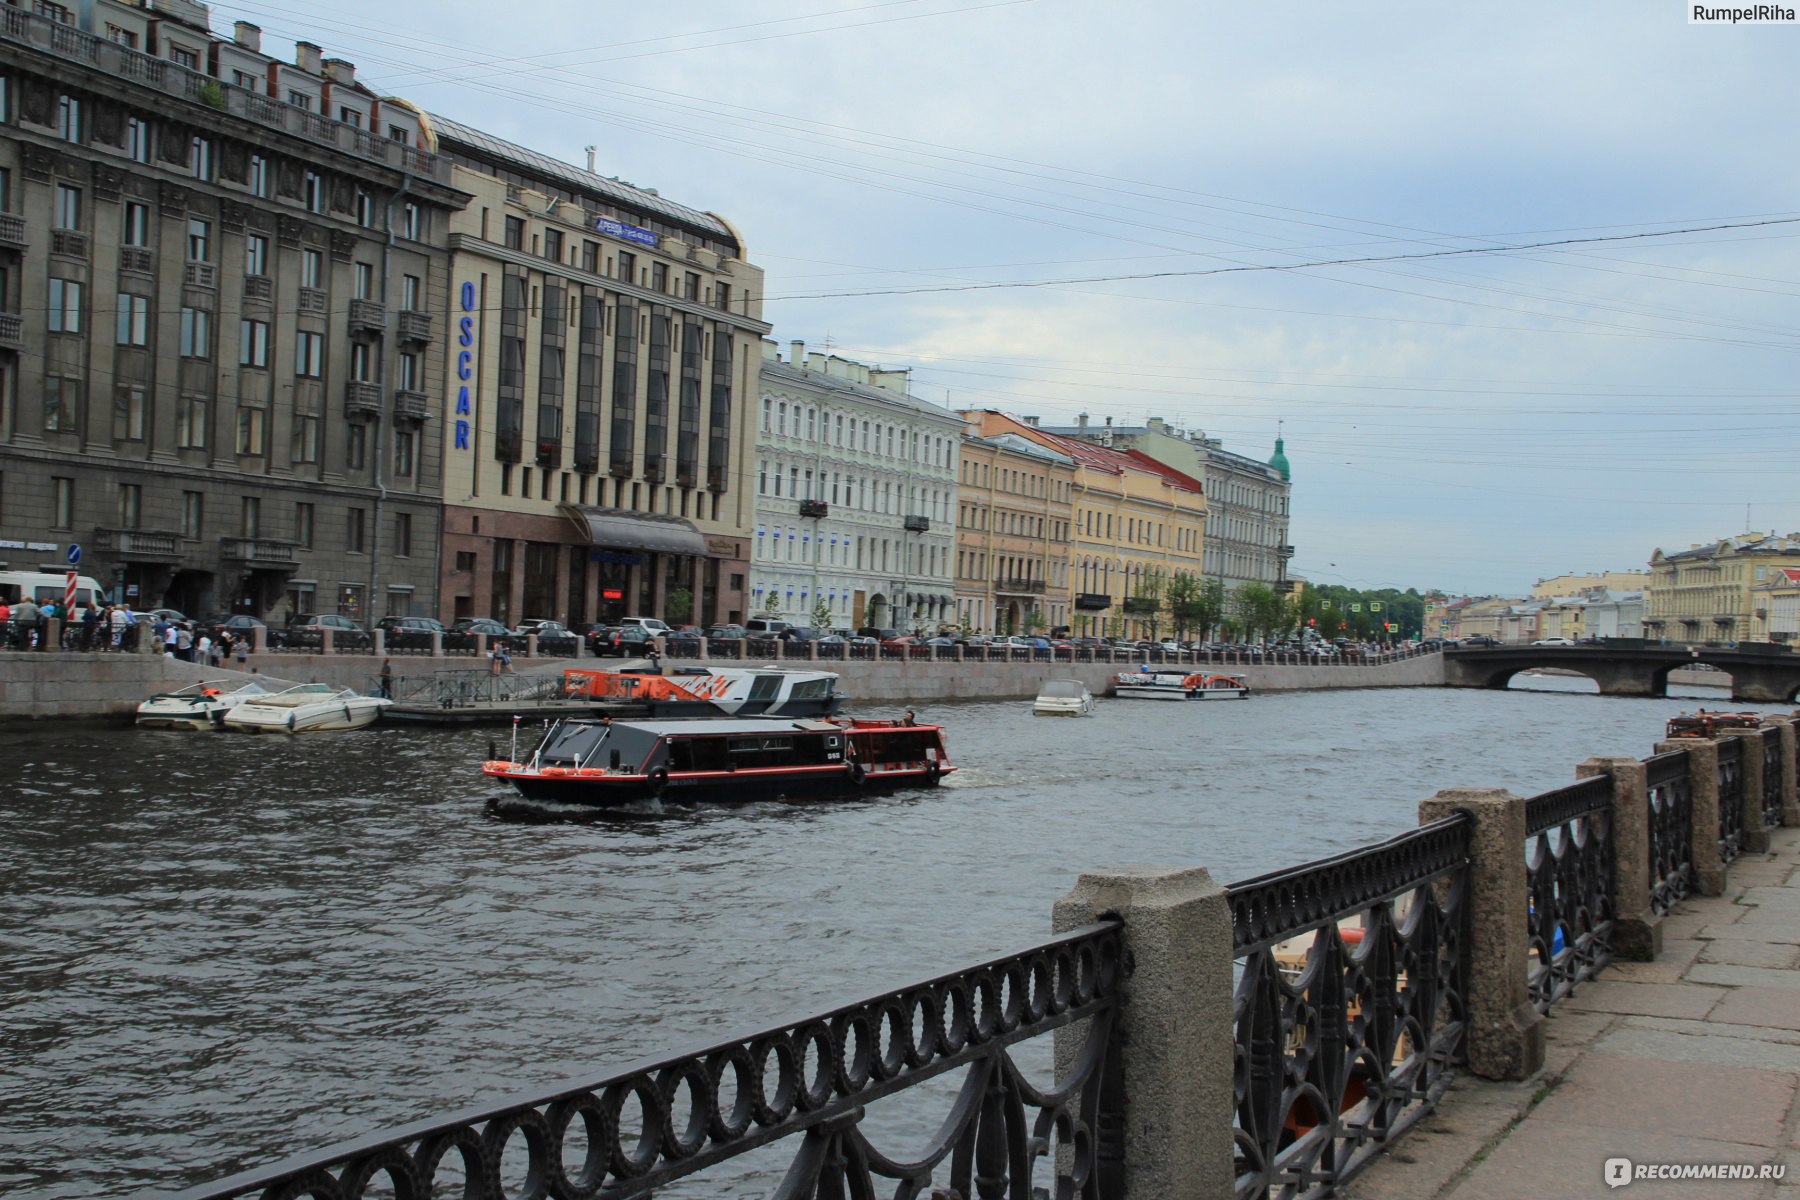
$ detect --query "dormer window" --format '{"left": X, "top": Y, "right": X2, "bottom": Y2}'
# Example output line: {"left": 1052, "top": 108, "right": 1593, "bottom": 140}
{"left": 339, "top": 106, "right": 362, "bottom": 128}
{"left": 169, "top": 45, "right": 197, "bottom": 69}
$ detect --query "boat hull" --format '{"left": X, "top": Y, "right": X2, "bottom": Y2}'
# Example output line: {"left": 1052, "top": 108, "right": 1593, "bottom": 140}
{"left": 222, "top": 698, "right": 390, "bottom": 734}
{"left": 488, "top": 762, "right": 950, "bottom": 810}
{"left": 135, "top": 708, "right": 222, "bottom": 731}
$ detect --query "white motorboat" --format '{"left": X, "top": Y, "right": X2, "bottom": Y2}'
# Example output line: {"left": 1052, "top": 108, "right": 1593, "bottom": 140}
{"left": 1112, "top": 671, "right": 1251, "bottom": 701}
{"left": 219, "top": 683, "right": 392, "bottom": 734}
{"left": 1033, "top": 678, "right": 1096, "bottom": 716}
{"left": 135, "top": 680, "right": 270, "bottom": 730}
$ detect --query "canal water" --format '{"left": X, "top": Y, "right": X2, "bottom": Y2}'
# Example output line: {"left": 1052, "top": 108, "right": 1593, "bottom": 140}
{"left": 0, "top": 676, "right": 1775, "bottom": 1197}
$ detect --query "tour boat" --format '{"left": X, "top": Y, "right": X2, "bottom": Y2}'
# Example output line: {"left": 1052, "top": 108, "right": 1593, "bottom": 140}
{"left": 1111, "top": 671, "right": 1250, "bottom": 701}
{"left": 219, "top": 683, "right": 392, "bottom": 734}
{"left": 1665, "top": 710, "right": 1764, "bottom": 739}
{"left": 1032, "top": 678, "right": 1096, "bottom": 716}
{"left": 561, "top": 664, "right": 845, "bottom": 718}
{"left": 483, "top": 715, "right": 953, "bottom": 809}
{"left": 135, "top": 680, "right": 270, "bottom": 730}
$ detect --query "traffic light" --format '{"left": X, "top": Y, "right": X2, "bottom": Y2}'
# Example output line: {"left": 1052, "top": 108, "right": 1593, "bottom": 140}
{"left": 1307, "top": 617, "right": 1316, "bottom": 626}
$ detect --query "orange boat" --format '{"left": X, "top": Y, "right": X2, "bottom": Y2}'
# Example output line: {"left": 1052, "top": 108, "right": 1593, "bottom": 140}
{"left": 561, "top": 665, "right": 844, "bottom": 718}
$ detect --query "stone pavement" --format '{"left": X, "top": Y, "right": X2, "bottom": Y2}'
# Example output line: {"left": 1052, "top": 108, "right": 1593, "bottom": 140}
{"left": 1343, "top": 827, "right": 1799, "bottom": 1200}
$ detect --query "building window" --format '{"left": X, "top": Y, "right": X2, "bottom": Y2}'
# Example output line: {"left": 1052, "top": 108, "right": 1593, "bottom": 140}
{"left": 118, "top": 483, "right": 141, "bottom": 529}
{"left": 239, "top": 319, "right": 269, "bottom": 367}
{"left": 401, "top": 274, "right": 420, "bottom": 309}
{"left": 295, "top": 502, "right": 314, "bottom": 548}
{"left": 181, "top": 491, "right": 203, "bottom": 538}
{"left": 581, "top": 240, "right": 598, "bottom": 273}
{"left": 47, "top": 278, "right": 81, "bottom": 333}
{"left": 401, "top": 202, "right": 424, "bottom": 241}
{"left": 106, "top": 24, "right": 136, "bottom": 48}
{"left": 114, "top": 385, "right": 147, "bottom": 440}
{"left": 387, "top": 125, "right": 409, "bottom": 145}
{"left": 346, "top": 422, "right": 366, "bottom": 469}
{"left": 349, "top": 341, "right": 372, "bottom": 382}
{"left": 338, "top": 106, "right": 362, "bottom": 129}
{"left": 290, "top": 413, "right": 319, "bottom": 463}
{"left": 176, "top": 394, "right": 207, "bottom": 448}
{"left": 288, "top": 90, "right": 312, "bottom": 111}
{"left": 122, "top": 201, "right": 149, "bottom": 246}
{"left": 179, "top": 308, "right": 210, "bottom": 358}
{"left": 543, "top": 228, "right": 563, "bottom": 262}
{"left": 354, "top": 261, "right": 373, "bottom": 299}
{"left": 248, "top": 154, "right": 269, "bottom": 198}
{"left": 396, "top": 350, "right": 420, "bottom": 391}
{"left": 617, "top": 251, "right": 636, "bottom": 283}
{"left": 54, "top": 183, "right": 79, "bottom": 229}
{"left": 187, "top": 217, "right": 209, "bottom": 261}
{"left": 393, "top": 429, "right": 414, "bottom": 478}
{"left": 347, "top": 506, "right": 365, "bottom": 552}
{"left": 245, "top": 234, "right": 268, "bottom": 276}
{"left": 51, "top": 477, "right": 73, "bottom": 528}
{"left": 294, "top": 330, "right": 324, "bottom": 377}
{"left": 354, "top": 189, "right": 374, "bottom": 227}
{"left": 504, "top": 215, "right": 524, "bottom": 250}
{"left": 116, "top": 294, "right": 149, "bottom": 346}
{"left": 303, "top": 171, "right": 324, "bottom": 213}
{"left": 716, "top": 282, "right": 731, "bottom": 311}
{"left": 169, "top": 46, "right": 198, "bottom": 70}
{"left": 232, "top": 69, "right": 258, "bottom": 91}
{"left": 190, "top": 135, "right": 211, "bottom": 180}
{"left": 241, "top": 495, "right": 259, "bottom": 537}
{"left": 35, "top": 0, "right": 70, "bottom": 21}
{"left": 125, "top": 115, "right": 152, "bottom": 163}
{"left": 652, "top": 262, "right": 667, "bottom": 292}
{"left": 301, "top": 247, "right": 322, "bottom": 288}
{"left": 683, "top": 271, "right": 699, "bottom": 300}
{"left": 236, "top": 405, "right": 265, "bottom": 454}
{"left": 44, "top": 376, "right": 80, "bottom": 432}
{"left": 394, "top": 512, "right": 412, "bottom": 557}
{"left": 57, "top": 93, "right": 80, "bottom": 142}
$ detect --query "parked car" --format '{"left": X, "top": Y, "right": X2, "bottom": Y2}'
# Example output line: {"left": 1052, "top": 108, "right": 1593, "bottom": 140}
{"left": 704, "top": 624, "right": 747, "bottom": 640}
{"left": 287, "top": 613, "right": 373, "bottom": 649}
{"left": 514, "top": 619, "right": 580, "bottom": 651}
{"left": 1531, "top": 637, "right": 1575, "bottom": 647}
{"left": 377, "top": 616, "right": 446, "bottom": 648}
{"left": 451, "top": 618, "right": 513, "bottom": 639}
{"left": 206, "top": 613, "right": 286, "bottom": 649}
{"left": 592, "top": 626, "right": 657, "bottom": 657}
{"left": 1461, "top": 635, "right": 1500, "bottom": 647}
{"left": 619, "top": 616, "right": 671, "bottom": 635}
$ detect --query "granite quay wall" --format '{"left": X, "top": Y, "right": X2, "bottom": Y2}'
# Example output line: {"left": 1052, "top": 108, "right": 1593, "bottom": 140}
{"left": 161, "top": 706, "right": 1797, "bottom": 1199}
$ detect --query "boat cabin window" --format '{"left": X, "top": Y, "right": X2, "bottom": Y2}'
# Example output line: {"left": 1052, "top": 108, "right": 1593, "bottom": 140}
{"left": 789, "top": 678, "right": 835, "bottom": 699}
{"left": 747, "top": 675, "right": 782, "bottom": 702}
{"left": 538, "top": 722, "right": 607, "bottom": 767}
{"left": 855, "top": 729, "right": 941, "bottom": 762}
{"left": 1038, "top": 681, "right": 1084, "bottom": 698}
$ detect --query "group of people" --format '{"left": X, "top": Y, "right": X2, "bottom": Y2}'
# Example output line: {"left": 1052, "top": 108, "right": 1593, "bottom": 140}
{"left": 0, "top": 597, "right": 149, "bottom": 651}
{"left": 151, "top": 617, "right": 250, "bottom": 667}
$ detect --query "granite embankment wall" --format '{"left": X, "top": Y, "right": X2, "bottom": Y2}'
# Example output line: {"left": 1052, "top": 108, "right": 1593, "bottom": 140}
{"left": 0, "top": 649, "right": 1447, "bottom": 720}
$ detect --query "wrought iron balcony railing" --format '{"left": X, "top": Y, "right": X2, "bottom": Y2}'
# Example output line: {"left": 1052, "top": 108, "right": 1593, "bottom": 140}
{"left": 994, "top": 575, "right": 1045, "bottom": 594}
{"left": 799, "top": 498, "right": 829, "bottom": 519}
{"left": 903, "top": 514, "right": 930, "bottom": 532}
{"left": 1074, "top": 591, "right": 1111, "bottom": 610}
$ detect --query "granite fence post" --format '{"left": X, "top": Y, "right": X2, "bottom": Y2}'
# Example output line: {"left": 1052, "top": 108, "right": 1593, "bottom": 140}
{"left": 1052, "top": 865, "right": 1235, "bottom": 1199}
{"left": 1721, "top": 728, "right": 1770, "bottom": 854}
{"left": 1577, "top": 756, "right": 1661, "bottom": 961}
{"left": 1776, "top": 715, "right": 1800, "bottom": 827}
{"left": 1656, "top": 737, "right": 1724, "bottom": 895}
{"left": 1417, "top": 787, "right": 1544, "bottom": 1081}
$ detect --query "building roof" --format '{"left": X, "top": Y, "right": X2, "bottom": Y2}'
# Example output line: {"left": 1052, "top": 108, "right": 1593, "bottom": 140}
{"left": 972, "top": 432, "right": 1075, "bottom": 466}
{"left": 1121, "top": 449, "right": 1206, "bottom": 495}
{"left": 1656, "top": 533, "right": 1800, "bottom": 562}
{"left": 761, "top": 360, "right": 961, "bottom": 427}
{"left": 988, "top": 420, "right": 1201, "bottom": 492}
{"left": 426, "top": 112, "right": 733, "bottom": 241}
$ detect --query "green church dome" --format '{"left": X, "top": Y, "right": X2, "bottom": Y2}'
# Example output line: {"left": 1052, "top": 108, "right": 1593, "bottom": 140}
{"left": 1268, "top": 436, "right": 1290, "bottom": 482}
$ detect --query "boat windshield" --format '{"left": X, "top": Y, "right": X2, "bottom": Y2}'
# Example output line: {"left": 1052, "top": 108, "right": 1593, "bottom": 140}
{"left": 1037, "top": 681, "right": 1085, "bottom": 699}
{"left": 538, "top": 721, "right": 608, "bottom": 767}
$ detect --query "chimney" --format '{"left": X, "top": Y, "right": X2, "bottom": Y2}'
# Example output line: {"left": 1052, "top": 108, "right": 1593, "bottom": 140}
{"left": 1077, "top": 412, "right": 1088, "bottom": 431}
{"left": 294, "top": 42, "right": 322, "bottom": 74}
{"left": 789, "top": 340, "right": 805, "bottom": 367}
{"left": 1023, "top": 415, "right": 1040, "bottom": 427}
{"left": 585, "top": 145, "right": 596, "bottom": 173}
{"left": 1147, "top": 416, "right": 1165, "bottom": 432}
{"left": 322, "top": 58, "right": 356, "bottom": 86}
{"left": 1105, "top": 416, "right": 1113, "bottom": 427}
{"left": 234, "top": 21, "right": 261, "bottom": 52}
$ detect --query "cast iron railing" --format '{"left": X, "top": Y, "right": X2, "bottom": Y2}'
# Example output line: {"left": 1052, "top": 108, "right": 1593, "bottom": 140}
{"left": 168, "top": 922, "right": 1125, "bottom": 1200}
{"left": 1524, "top": 776, "right": 1614, "bottom": 1014}
{"left": 1228, "top": 816, "right": 1470, "bottom": 1200}
{"left": 391, "top": 671, "right": 572, "bottom": 708}
{"left": 1715, "top": 736, "right": 1745, "bottom": 866}
{"left": 1761, "top": 728, "right": 1785, "bottom": 831}
{"left": 1645, "top": 750, "right": 1693, "bottom": 915}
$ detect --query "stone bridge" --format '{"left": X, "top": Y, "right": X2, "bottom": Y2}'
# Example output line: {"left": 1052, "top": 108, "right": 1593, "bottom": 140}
{"left": 1444, "top": 643, "right": 1800, "bottom": 701}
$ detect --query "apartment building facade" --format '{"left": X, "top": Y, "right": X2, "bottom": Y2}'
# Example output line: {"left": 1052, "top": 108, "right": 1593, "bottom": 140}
{"left": 0, "top": 1, "right": 464, "bottom": 620}
{"left": 751, "top": 344, "right": 958, "bottom": 632}
{"left": 953, "top": 429, "right": 1074, "bottom": 635}
{"left": 432, "top": 117, "right": 769, "bottom": 629}
{"left": 1645, "top": 533, "right": 1800, "bottom": 645}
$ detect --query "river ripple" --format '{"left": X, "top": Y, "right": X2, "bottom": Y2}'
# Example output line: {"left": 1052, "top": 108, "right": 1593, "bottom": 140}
{"left": 0, "top": 677, "right": 1766, "bottom": 1197}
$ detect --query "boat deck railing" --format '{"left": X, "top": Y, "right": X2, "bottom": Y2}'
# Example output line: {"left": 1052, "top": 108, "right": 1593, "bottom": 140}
{"left": 387, "top": 671, "right": 572, "bottom": 708}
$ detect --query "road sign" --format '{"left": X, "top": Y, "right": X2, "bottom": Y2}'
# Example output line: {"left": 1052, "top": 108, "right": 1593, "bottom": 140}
{"left": 66, "top": 543, "right": 81, "bottom": 567}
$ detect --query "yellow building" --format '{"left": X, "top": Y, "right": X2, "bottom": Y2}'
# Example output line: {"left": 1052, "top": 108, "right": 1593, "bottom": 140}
{"left": 1531, "top": 571, "right": 1648, "bottom": 599}
{"left": 960, "top": 412, "right": 1207, "bottom": 639}
{"left": 1646, "top": 534, "right": 1800, "bottom": 645}
{"left": 954, "top": 430, "right": 1077, "bottom": 634}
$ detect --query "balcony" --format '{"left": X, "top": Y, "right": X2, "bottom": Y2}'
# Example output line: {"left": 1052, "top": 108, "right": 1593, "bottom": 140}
{"left": 119, "top": 246, "right": 153, "bottom": 274}
{"left": 903, "top": 514, "right": 931, "bottom": 533}
{"left": 1074, "top": 592, "right": 1111, "bottom": 611}
{"left": 393, "top": 391, "right": 431, "bottom": 423}
{"left": 297, "top": 287, "right": 328, "bottom": 316}
{"left": 1123, "top": 597, "right": 1161, "bottom": 616}
{"left": 0, "top": 312, "right": 20, "bottom": 351}
{"left": 219, "top": 537, "right": 300, "bottom": 570}
{"left": 243, "top": 276, "right": 272, "bottom": 303}
{"left": 994, "top": 576, "right": 1046, "bottom": 595}
{"left": 348, "top": 299, "right": 387, "bottom": 334}
{"left": 344, "top": 380, "right": 382, "bottom": 419}
{"left": 184, "top": 261, "right": 216, "bottom": 289}
{"left": 50, "top": 229, "right": 88, "bottom": 259}
{"left": 91, "top": 527, "right": 183, "bottom": 563}
{"left": 397, "top": 310, "right": 433, "bottom": 344}
{"left": 1277, "top": 543, "right": 1296, "bottom": 557}
{"left": 799, "top": 499, "right": 829, "bottom": 519}
{"left": 0, "top": 212, "right": 25, "bottom": 250}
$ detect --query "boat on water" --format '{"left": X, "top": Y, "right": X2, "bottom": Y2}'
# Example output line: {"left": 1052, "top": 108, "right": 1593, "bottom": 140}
{"left": 1033, "top": 678, "right": 1096, "bottom": 716}
{"left": 135, "top": 680, "right": 270, "bottom": 730}
{"left": 1112, "top": 670, "right": 1250, "bottom": 701}
{"left": 483, "top": 715, "right": 953, "bottom": 809}
{"left": 1665, "top": 709, "right": 1764, "bottom": 739}
{"left": 219, "top": 683, "right": 392, "bottom": 734}
{"left": 561, "top": 664, "right": 845, "bottom": 718}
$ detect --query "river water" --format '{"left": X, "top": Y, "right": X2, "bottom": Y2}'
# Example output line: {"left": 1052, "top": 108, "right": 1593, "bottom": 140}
{"left": 0, "top": 675, "right": 1776, "bottom": 1197}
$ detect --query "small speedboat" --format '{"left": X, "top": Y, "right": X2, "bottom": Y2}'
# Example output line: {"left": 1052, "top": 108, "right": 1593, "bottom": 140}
{"left": 220, "top": 683, "right": 391, "bottom": 734}
{"left": 136, "top": 680, "right": 270, "bottom": 730}
{"left": 1033, "top": 678, "right": 1095, "bottom": 716}
{"left": 1112, "top": 671, "right": 1250, "bottom": 701}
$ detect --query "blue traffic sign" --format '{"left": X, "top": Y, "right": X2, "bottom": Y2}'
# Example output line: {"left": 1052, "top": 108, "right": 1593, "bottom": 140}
{"left": 66, "top": 543, "right": 81, "bottom": 566}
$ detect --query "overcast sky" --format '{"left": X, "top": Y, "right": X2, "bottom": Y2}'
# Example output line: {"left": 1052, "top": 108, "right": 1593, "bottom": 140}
{"left": 210, "top": 0, "right": 1800, "bottom": 595}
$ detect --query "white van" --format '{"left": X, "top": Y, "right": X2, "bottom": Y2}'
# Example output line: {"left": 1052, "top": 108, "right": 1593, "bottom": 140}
{"left": 0, "top": 570, "right": 108, "bottom": 608}
{"left": 618, "top": 616, "right": 671, "bottom": 635}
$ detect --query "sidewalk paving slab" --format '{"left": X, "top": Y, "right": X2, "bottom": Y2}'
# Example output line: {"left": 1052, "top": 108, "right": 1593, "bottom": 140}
{"left": 1527, "top": 1052, "right": 1794, "bottom": 1147}
{"left": 1444, "top": 1118, "right": 1791, "bottom": 1200}
{"left": 1711, "top": 987, "right": 1800, "bottom": 1033}
{"left": 1559, "top": 978, "right": 1727, "bottom": 1019}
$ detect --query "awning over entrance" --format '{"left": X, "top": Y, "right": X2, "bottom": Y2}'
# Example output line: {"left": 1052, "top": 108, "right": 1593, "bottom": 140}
{"left": 558, "top": 505, "right": 708, "bottom": 556}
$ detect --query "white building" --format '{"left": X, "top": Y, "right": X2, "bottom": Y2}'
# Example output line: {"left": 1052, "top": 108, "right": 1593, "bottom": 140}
{"left": 752, "top": 343, "right": 959, "bottom": 631}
